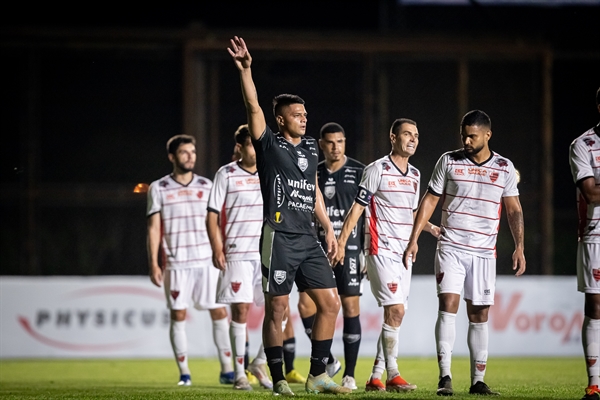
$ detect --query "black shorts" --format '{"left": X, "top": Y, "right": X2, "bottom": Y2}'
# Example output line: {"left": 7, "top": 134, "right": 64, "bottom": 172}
{"left": 333, "top": 252, "right": 364, "bottom": 296}
{"left": 260, "top": 224, "right": 336, "bottom": 295}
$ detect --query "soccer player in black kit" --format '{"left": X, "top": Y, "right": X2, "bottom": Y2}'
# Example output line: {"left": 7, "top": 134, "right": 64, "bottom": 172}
{"left": 228, "top": 36, "right": 351, "bottom": 395}
{"left": 298, "top": 122, "right": 365, "bottom": 390}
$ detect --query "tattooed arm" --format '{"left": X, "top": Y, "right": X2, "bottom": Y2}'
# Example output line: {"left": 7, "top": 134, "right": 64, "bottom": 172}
{"left": 503, "top": 195, "right": 526, "bottom": 276}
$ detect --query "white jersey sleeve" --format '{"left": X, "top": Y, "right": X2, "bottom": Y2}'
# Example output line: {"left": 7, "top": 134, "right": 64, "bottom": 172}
{"left": 207, "top": 165, "right": 228, "bottom": 214}
{"left": 570, "top": 132, "right": 596, "bottom": 183}
{"left": 502, "top": 161, "right": 520, "bottom": 197}
{"left": 147, "top": 181, "right": 162, "bottom": 216}
{"left": 356, "top": 161, "right": 382, "bottom": 206}
{"left": 428, "top": 153, "right": 449, "bottom": 196}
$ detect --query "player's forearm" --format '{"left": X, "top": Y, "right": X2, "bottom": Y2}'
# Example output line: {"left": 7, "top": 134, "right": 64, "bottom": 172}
{"left": 507, "top": 209, "right": 525, "bottom": 250}
{"left": 206, "top": 212, "right": 224, "bottom": 254}
{"left": 409, "top": 193, "right": 438, "bottom": 242}
{"left": 338, "top": 203, "right": 365, "bottom": 246}
{"left": 146, "top": 229, "right": 161, "bottom": 270}
{"left": 578, "top": 178, "right": 600, "bottom": 204}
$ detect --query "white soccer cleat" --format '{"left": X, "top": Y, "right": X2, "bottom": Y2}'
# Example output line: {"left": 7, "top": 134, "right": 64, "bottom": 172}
{"left": 177, "top": 374, "right": 191, "bottom": 386}
{"left": 248, "top": 360, "right": 273, "bottom": 389}
{"left": 341, "top": 375, "right": 357, "bottom": 390}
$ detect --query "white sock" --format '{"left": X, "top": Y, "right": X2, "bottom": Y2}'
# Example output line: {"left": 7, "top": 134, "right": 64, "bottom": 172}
{"left": 382, "top": 323, "right": 400, "bottom": 379}
{"left": 253, "top": 342, "right": 267, "bottom": 364}
{"left": 583, "top": 317, "right": 600, "bottom": 387}
{"left": 468, "top": 321, "right": 488, "bottom": 385}
{"left": 170, "top": 319, "right": 190, "bottom": 376}
{"left": 371, "top": 330, "right": 385, "bottom": 380}
{"left": 213, "top": 317, "right": 233, "bottom": 373}
{"left": 436, "top": 311, "right": 456, "bottom": 379}
{"left": 230, "top": 321, "right": 247, "bottom": 379}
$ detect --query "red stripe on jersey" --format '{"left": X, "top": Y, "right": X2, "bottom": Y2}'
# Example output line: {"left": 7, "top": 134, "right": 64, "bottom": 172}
{"left": 445, "top": 193, "right": 501, "bottom": 205}
{"left": 448, "top": 178, "right": 506, "bottom": 190}
{"left": 442, "top": 208, "right": 500, "bottom": 221}
{"left": 369, "top": 196, "right": 379, "bottom": 255}
{"left": 445, "top": 226, "right": 499, "bottom": 237}
{"left": 440, "top": 237, "right": 496, "bottom": 252}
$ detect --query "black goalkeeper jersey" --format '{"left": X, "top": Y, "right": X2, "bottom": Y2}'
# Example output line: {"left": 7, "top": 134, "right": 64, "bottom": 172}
{"left": 253, "top": 125, "right": 320, "bottom": 235}
{"left": 317, "top": 157, "right": 365, "bottom": 254}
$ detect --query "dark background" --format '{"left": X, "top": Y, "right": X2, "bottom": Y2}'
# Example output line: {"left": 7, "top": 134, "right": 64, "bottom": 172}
{"left": 1, "top": 1, "right": 599, "bottom": 276}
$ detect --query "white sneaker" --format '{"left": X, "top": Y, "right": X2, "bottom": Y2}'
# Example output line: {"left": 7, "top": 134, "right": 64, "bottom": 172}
{"left": 248, "top": 360, "right": 273, "bottom": 389}
{"left": 341, "top": 375, "right": 357, "bottom": 390}
{"left": 234, "top": 376, "right": 253, "bottom": 391}
{"left": 325, "top": 358, "right": 342, "bottom": 378}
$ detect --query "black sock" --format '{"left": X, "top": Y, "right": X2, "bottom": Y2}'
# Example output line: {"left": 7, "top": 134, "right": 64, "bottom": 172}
{"left": 309, "top": 339, "right": 333, "bottom": 376}
{"left": 283, "top": 337, "right": 296, "bottom": 374}
{"left": 301, "top": 314, "right": 316, "bottom": 338}
{"left": 342, "top": 315, "right": 362, "bottom": 377}
{"left": 265, "top": 346, "right": 285, "bottom": 383}
{"left": 244, "top": 341, "right": 249, "bottom": 370}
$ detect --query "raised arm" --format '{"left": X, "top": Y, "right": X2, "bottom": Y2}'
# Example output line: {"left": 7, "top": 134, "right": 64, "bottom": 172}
{"left": 403, "top": 192, "right": 440, "bottom": 268}
{"left": 314, "top": 181, "right": 337, "bottom": 264}
{"left": 332, "top": 201, "right": 366, "bottom": 266}
{"left": 147, "top": 213, "right": 163, "bottom": 287}
{"left": 227, "top": 36, "right": 266, "bottom": 140}
{"left": 503, "top": 195, "right": 526, "bottom": 276}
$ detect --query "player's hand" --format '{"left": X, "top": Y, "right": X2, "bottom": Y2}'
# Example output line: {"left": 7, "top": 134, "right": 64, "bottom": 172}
{"left": 403, "top": 241, "right": 418, "bottom": 269}
{"left": 227, "top": 36, "right": 252, "bottom": 71}
{"left": 429, "top": 224, "right": 441, "bottom": 239}
{"left": 149, "top": 264, "right": 163, "bottom": 288}
{"left": 212, "top": 251, "right": 226, "bottom": 272}
{"left": 325, "top": 231, "right": 338, "bottom": 266}
{"left": 512, "top": 247, "right": 526, "bottom": 276}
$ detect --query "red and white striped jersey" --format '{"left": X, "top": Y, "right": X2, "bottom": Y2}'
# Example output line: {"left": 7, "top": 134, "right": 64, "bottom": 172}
{"left": 356, "top": 155, "right": 420, "bottom": 262}
{"left": 569, "top": 127, "right": 600, "bottom": 243}
{"left": 428, "top": 150, "right": 519, "bottom": 258}
{"left": 147, "top": 174, "right": 213, "bottom": 269}
{"left": 207, "top": 161, "right": 262, "bottom": 261}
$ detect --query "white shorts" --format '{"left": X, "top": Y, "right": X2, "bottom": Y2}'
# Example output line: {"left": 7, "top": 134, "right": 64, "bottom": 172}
{"left": 577, "top": 242, "right": 600, "bottom": 294}
{"left": 435, "top": 248, "right": 496, "bottom": 306}
{"left": 366, "top": 254, "right": 412, "bottom": 308}
{"left": 217, "top": 260, "right": 264, "bottom": 306}
{"left": 163, "top": 266, "right": 224, "bottom": 311}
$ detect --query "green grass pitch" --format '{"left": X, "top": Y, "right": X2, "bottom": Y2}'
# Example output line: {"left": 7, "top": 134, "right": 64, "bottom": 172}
{"left": 0, "top": 357, "right": 586, "bottom": 399}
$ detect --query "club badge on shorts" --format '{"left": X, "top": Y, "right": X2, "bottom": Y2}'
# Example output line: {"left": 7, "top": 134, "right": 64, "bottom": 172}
{"left": 274, "top": 270, "right": 287, "bottom": 285}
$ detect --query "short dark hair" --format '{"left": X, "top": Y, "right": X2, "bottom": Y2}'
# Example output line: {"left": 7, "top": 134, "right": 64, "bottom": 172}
{"left": 390, "top": 118, "right": 417, "bottom": 136}
{"left": 461, "top": 110, "right": 491, "bottom": 130}
{"left": 234, "top": 124, "right": 251, "bottom": 145}
{"left": 166, "top": 134, "right": 195, "bottom": 155}
{"left": 319, "top": 122, "right": 345, "bottom": 138}
{"left": 596, "top": 87, "right": 600, "bottom": 106}
{"left": 272, "top": 94, "right": 305, "bottom": 117}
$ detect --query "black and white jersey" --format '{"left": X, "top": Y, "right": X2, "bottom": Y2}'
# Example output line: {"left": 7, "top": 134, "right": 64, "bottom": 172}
{"left": 253, "top": 125, "right": 320, "bottom": 235}
{"left": 317, "top": 157, "right": 365, "bottom": 254}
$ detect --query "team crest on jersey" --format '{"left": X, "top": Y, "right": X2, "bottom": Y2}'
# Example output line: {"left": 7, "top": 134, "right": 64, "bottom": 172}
{"left": 387, "top": 282, "right": 398, "bottom": 294}
{"left": 197, "top": 178, "right": 208, "bottom": 185}
{"left": 382, "top": 162, "right": 391, "bottom": 171}
{"left": 274, "top": 270, "right": 287, "bottom": 285}
{"left": 298, "top": 158, "right": 308, "bottom": 171}
{"left": 159, "top": 180, "right": 169, "bottom": 187}
{"left": 226, "top": 166, "right": 236, "bottom": 173}
{"left": 231, "top": 282, "right": 241, "bottom": 293}
{"left": 324, "top": 185, "right": 335, "bottom": 199}
{"left": 489, "top": 172, "right": 499, "bottom": 183}
{"left": 495, "top": 158, "right": 508, "bottom": 167}
{"left": 197, "top": 191, "right": 203, "bottom": 199}
{"left": 583, "top": 138, "right": 596, "bottom": 147}
{"left": 413, "top": 182, "right": 418, "bottom": 192}
{"left": 410, "top": 168, "right": 419, "bottom": 177}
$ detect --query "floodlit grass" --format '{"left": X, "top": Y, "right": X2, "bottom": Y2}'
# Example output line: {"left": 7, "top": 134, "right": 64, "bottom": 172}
{"left": 0, "top": 357, "right": 586, "bottom": 399}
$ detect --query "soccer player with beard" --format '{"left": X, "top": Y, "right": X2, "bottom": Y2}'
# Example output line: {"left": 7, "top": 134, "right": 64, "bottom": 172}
{"left": 147, "top": 134, "right": 234, "bottom": 386}
{"left": 569, "top": 87, "right": 600, "bottom": 400}
{"left": 333, "top": 118, "right": 439, "bottom": 393}
{"left": 404, "top": 110, "right": 526, "bottom": 396}
{"left": 228, "top": 36, "right": 350, "bottom": 395}
{"left": 297, "top": 122, "right": 365, "bottom": 390}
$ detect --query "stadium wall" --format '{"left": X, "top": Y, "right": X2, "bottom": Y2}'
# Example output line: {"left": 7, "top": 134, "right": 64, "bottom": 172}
{"left": 0, "top": 275, "right": 582, "bottom": 358}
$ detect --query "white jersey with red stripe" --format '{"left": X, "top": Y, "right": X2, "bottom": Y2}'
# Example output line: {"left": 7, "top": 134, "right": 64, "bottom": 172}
{"left": 355, "top": 155, "right": 420, "bottom": 263}
{"left": 147, "top": 174, "right": 213, "bottom": 269}
{"left": 428, "top": 149, "right": 519, "bottom": 258}
{"left": 207, "top": 161, "right": 262, "bottom": 261}
{"left": 569, "top": 126, "right": 600, "bottom": 244}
